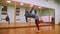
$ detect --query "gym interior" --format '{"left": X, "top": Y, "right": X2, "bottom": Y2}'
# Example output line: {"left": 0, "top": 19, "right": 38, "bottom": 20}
{"left": 0, "top": 0, "right": 60, "bottom": 34}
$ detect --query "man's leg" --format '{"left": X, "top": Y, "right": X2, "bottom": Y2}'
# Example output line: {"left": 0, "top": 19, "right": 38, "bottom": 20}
{"left": 35, "top": 19, "right": 40, "bottom": 31}
{"left": 38, "top": 20, "right": 40, "bottom": 24}
{"left": 8, "top": 20, "right": 10, "bottom": 24}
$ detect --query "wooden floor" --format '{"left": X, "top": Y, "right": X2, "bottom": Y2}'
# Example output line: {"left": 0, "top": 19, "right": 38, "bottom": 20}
{"left": 0, "top": 23, "right": 60, "bottom": 34}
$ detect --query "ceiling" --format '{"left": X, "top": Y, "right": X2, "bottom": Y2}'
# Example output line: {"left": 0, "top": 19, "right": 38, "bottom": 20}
{"left": 0, "top": 0, "right": 56, "bottom": 9}
{"left": 0, "top": 0, "right": 40, "bottom": 8}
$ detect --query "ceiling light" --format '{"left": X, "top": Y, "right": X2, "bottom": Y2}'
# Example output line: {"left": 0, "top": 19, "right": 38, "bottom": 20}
{"left": 20, "top": 3, "right": 24, "bottom": 5}
{"left": 7, "top": 0, "right": 11, "bottom": 3}
{"left": 30, "top": 5, "right": 33, "bottom": 7}
{"left": 38, "top": 7, "right": 42, "bottom": 8}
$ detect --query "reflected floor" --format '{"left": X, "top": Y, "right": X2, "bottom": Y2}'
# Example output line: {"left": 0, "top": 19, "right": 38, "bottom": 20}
{"left": 0, "top": 25, "right": 60, "bottom": 34}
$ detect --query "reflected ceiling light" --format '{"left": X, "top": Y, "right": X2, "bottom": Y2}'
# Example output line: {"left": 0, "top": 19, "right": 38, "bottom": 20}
{"left": 7, "top": 0, "right": 11, "bottom": 3}
{"left": 39, "top": 7, "right": 42, "bottom": 8}
{"left": 20, "top": 3, "right": 24, "bottom": 5}
{"left": 30, "top": 5, "right": 33, "bottom": 7}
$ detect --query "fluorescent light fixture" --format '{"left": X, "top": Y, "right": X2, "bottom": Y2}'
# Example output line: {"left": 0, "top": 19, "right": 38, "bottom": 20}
{"left": 30, "top": 5, "right": 33, "bottom": 7}
{"left": 7, "top": 0, "right": 11, "bottom": 3}
{"left": 39, "top": 7, "right": 41, "bottom": 8}
{"left": 20, "top": 3, "right": 24, "bottom": 5}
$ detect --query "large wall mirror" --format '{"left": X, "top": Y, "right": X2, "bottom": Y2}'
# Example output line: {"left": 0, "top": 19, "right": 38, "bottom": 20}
{"left": 0, "top": 0, "right": 55, "bottom": 26}
{"left": 0, "top": 0, "right": 55, "bottom": 34}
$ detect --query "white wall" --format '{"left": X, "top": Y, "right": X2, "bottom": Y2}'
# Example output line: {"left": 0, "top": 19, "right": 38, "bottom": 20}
{"left": 59, "top": 5, "right": 60, "bottom": 24}
{"left": 7, "top": 6, "right": 14, "bottom": 23}
{"left": 58, "top": 5, "right": 60, "bottom": 24}
{"left": 12, "top": 0, "right": 60, "bottom": 24}
{"left": 55, "top": 6, "right": 59, "bottom": 24}
{"left": 0, "top": 6, "right": 2, "bottom": 22}
{"left": 19, "top": 7, "right": 26, "bottom": 22}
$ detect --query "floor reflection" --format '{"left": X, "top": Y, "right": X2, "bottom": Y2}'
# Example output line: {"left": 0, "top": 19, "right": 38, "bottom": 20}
{"left": 0, "top": 25, "right": 60, "bottom": 34}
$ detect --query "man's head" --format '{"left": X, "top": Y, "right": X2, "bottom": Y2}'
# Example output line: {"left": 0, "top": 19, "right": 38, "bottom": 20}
{"left": 25, "top": 11, "right": 28, "bottom": 13}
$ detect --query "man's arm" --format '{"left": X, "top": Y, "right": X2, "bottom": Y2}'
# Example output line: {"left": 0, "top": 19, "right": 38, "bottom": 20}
{"left": 30, "top": 6, "right": 34, "bottom": 13}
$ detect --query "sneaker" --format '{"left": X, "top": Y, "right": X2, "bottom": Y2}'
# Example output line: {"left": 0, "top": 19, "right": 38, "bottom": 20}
{"left": 36, "top": 30, "right": 40, "bottom": 32}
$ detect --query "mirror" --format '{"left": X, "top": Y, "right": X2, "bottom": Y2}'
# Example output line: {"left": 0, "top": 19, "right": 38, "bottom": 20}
{"left": 0, "top": 0, "right": 55, "bottom": 26}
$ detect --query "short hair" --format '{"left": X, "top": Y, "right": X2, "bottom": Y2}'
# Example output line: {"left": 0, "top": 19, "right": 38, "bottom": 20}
{"left": 25, "top": 11, "right": 28, "bottom": 13}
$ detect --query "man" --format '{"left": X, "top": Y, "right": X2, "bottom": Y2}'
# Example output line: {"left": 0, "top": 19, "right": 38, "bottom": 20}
{"left": 5, "top": 15, "right": 10, "bottom": 24}
{"left": 25, "top": 7, "right": 40, "bottom": 32}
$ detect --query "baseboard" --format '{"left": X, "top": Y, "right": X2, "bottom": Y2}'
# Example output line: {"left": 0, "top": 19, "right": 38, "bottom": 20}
{"left": 0, "top": 24, "right": 51, "bottom": 29}
{"left": 44, "top": 22, "right": 51, "bottom": 23}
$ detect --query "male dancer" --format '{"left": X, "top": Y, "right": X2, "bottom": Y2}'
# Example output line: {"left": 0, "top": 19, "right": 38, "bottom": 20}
{"left": 25, "top": 7, "right": 40, "bottom": 32}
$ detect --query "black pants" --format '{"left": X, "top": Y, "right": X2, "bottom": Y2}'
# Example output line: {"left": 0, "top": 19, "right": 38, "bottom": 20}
{"left": 35, "top": 19, "right": 40, "bottom": 30}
